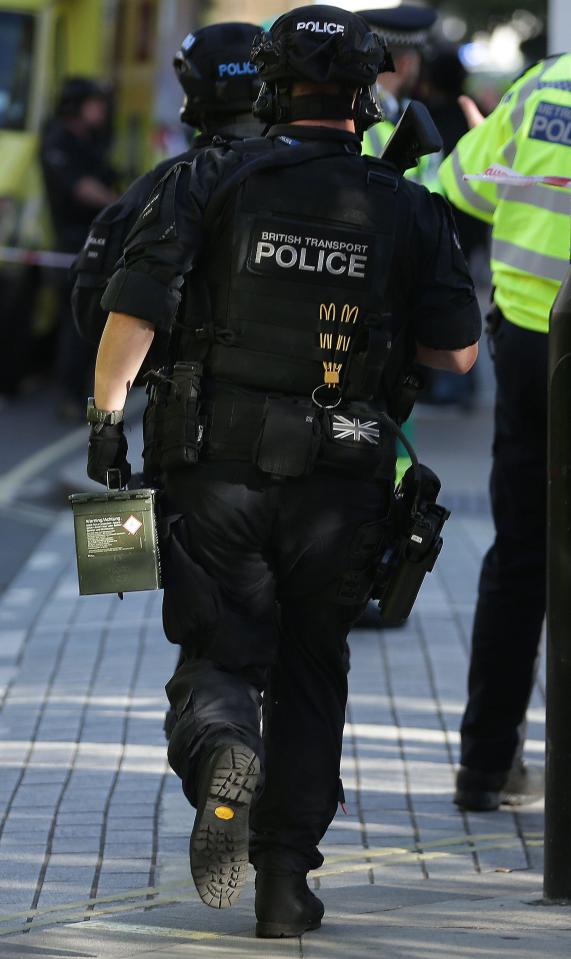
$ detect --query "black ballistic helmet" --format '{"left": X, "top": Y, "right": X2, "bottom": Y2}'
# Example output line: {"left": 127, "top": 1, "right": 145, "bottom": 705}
{"left": 173, "top": 22, "right": 262, "bottom": 128}
{"left": 251, "top": 4, "right": 393, "bottom": 133}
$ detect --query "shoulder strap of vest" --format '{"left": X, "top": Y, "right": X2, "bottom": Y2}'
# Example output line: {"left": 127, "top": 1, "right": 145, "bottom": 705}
{"left": 202, "top": 140, "right": 354, "bottom": 234}
{"left": 346, "top": 162, "right": 400, "bottom": 400}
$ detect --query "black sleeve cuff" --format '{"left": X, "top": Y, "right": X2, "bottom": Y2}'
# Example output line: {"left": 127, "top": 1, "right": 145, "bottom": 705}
{"left": 415, "top": 298, "right": 482, "bottom": 351}
{"left": 101, "top": 268, "right": 181, "bottom": 332}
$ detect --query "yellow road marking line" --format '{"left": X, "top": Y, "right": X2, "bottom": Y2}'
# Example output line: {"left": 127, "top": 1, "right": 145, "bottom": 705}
{"left": 83, "top": 920, "right": 223, "bottom": 941}
{"left": 0, "top": 879, "right": 195, "bottom": 923}
{"left": 0, "top": 831, "right": 545, "bottom": 937}
{"left": 318, "top": 841, "right": 543, "bottom": 879}
{"left": 323, "top": 831, "right": 544, "bottom": 864}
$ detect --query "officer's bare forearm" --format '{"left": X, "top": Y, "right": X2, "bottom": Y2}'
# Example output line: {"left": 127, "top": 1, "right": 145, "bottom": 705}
{"left": 415, "top": 342, "right": 478, "bottom": 374}
{"left": 94, "top": 312, "right": 155, "bottom": 411}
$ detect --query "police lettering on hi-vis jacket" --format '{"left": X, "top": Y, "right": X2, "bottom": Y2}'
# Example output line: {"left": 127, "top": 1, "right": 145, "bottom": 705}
{"left": 87, "top": 5, "right": 480, "bottom": 939}
{"left": 439, "top": 53, "right": 571, "bottom": 814}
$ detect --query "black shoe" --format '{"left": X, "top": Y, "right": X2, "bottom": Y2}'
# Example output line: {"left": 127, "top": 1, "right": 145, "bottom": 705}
{"left": 454, "top": 761, "right": 544, "bottom": 812}
{"left": 163, "top": 706, "right": 177, "bottom": 742}
{"left": 190, "top": 743, "right": 260, "bottom": 909}
{"left": 255, "top": 871, "right": 324, "bottom": 938}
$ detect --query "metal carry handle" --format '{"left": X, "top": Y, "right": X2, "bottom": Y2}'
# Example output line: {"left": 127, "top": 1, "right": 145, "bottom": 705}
{"left": 105, "top": 469, "right": 124, "bottom": 491}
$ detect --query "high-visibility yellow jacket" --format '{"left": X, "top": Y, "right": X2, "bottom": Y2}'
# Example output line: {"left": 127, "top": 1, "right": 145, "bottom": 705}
{"left": 440, "top": 54, "right": 571, "bottom": 334}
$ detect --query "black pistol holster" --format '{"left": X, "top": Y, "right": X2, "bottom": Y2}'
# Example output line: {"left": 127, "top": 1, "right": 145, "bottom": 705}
{"left": 143, "top": 362, "right": 204, "bottom": 482}
{"left": 372, "top": 463, "right": 450, "bottom": 626}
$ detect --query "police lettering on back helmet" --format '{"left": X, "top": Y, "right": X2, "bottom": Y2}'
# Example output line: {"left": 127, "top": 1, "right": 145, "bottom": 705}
{"left": 72, "top": 21, "right": 263, "bottom": 348}
{"left": 173, "top": 22, "right": 263, "bottom": 132}
{"left": 87, "top": 4, "right": 481, "bottom": 939}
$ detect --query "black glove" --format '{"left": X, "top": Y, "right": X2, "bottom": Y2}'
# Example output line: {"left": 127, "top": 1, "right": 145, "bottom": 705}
{"left": 87, "top": 423, "right": 131, "bottom": 487}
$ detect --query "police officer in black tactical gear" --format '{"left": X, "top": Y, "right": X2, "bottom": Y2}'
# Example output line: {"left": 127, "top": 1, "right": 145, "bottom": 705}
{"left": 86, "top": 5, "right": 480, "bottom": 938}
{"left": 73, "top": 21, "right": 264, "bottom": 352}
{"left": 74, "top": 21, "right": 264, "bottom": 740}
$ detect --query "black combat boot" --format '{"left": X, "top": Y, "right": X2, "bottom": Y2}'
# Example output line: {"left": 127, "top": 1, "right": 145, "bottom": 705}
{"left": 454, "top": 761, "right": 544, "bottom": 812}
{"left": 190, "top": 743, "right": 260, "bottom": 909}
{"left": 255, "top": 870, "right": 324, "bottom": 938}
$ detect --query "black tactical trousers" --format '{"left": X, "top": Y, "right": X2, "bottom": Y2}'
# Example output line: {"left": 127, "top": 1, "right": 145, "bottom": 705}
{"left": 161, "top": 460, "right": 388, "bottom": 873}
{"left": 461, "top": 315, "right": 547, "bottom": 772}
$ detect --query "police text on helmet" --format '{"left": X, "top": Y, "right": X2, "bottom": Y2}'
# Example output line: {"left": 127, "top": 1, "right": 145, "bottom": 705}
{"left": 218, "top": 61, "right": 258, "bottom": 78}
{"left": 296, "top": 21, "right": 345, "bottom": 35}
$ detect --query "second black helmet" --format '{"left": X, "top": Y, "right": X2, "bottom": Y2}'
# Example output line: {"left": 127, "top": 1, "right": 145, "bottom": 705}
{"left": 173, "top": 22, "right": 262, "bottom": 128}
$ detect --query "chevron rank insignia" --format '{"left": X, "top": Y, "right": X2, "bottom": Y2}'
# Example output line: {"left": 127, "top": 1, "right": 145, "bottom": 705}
{"left": 332, "top": 415, "right": 380, "bottom": 445}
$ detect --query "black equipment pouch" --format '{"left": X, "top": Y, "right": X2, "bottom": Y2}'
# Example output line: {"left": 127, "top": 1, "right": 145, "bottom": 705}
{"left": 390, "top": 368, "right": 424, "bottom": 425}
{"left": 255, "top": 397, "right": 321, "bottom": 478}
{"left": 485, "top": 301, "right": 502, "bottom": 360}
{"left": 371, "top": 464, "right": 450, "bottom": 626}
{"left": 143, "top": 362, "right": 204, "bottom": 480}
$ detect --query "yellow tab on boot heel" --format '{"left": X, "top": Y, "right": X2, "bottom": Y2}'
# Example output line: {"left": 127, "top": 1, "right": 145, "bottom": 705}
{"left": 214, "top": 805, "right": 235, "bottom": 821}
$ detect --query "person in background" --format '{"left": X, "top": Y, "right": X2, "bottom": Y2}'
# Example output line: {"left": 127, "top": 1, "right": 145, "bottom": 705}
{"left": 358, "top": 6, "right": 437, "bottom": 483}
{"left": 72, "top": 22, "right": 265, "bottom": 741}
{"left": 359, "top": 4, "right": 437, "bottom": 179}
{"left": 419, "top": 49, "right": 489, "bottom": 408}
{"left": 40, "top": 77, "right": 118, "bottom": 419}
{"left": 440, "top": 53, "right": 571, "bottom": 811}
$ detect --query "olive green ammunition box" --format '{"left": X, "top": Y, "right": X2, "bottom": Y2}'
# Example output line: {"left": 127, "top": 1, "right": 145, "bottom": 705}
{"left": 69, "top": 489, "right": 161, "bottom": 595}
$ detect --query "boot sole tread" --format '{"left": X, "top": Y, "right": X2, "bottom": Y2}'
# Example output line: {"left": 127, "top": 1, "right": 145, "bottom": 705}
{"left": 191, "top": 745, "right": 260, "bottom": 910}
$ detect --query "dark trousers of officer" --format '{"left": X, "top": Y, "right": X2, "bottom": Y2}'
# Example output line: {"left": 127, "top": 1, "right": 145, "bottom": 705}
{"left": 461, "top": 314, "right": 547, "bottom": 772}
{"left": 161, "top": 460, "right": 388, "bottom": 873}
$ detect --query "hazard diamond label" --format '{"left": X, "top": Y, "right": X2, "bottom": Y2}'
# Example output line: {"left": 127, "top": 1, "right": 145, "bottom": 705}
{"left": 122, "top": 515, "right": 143, "bottom": 535}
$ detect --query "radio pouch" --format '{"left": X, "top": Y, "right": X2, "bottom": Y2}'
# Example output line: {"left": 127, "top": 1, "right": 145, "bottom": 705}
{"left": 255, "top": 398, "right": 321, "bottom": 477}
{"left": 143, "top": 362, "right": 204, "bottom": 479}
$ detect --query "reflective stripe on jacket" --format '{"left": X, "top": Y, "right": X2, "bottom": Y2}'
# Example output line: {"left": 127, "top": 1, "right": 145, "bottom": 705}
{"left": 439, "top": 54, "right": 571, "bottom": 333}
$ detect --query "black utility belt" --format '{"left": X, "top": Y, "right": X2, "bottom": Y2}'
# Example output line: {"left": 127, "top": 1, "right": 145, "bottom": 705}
{"left": 142, "top": 366, "right": 395, "bottom": 483}
{"left": 207, "top": 391, "right": 395, "bottom": 479}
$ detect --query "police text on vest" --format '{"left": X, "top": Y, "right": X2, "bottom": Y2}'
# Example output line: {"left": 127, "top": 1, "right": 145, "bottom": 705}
{"left": 529, "top": 101, "right": 571, "bottom": 147}
{"left": 255, "top": 232, "right": 367, "bottom": 279}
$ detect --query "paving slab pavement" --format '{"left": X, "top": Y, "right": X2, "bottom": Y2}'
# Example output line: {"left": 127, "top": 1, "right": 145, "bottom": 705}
{"left": 0, "top": 405, "right": 562, "bottom": 957}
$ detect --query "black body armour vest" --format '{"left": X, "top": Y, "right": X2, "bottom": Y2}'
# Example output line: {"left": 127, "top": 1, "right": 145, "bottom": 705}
{"left": 184, "top": 143, "right": 400, "bottom": 408}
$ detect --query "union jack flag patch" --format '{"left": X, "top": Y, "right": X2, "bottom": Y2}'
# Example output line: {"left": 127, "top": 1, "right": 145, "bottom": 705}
{"left": 332, "top": 415, "right": 380, "bottom": 445}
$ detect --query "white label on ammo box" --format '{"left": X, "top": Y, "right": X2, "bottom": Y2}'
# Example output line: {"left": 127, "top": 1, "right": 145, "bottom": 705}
{"left": 84, "top": 514, "right": 144, "bottom": 557}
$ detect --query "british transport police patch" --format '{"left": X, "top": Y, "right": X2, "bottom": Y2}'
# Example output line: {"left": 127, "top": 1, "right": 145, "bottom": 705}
{"left": 247, "top": 219, "right": 374, "bottom": 287}
{"left": 529, "top": 102, "right": 571, "bottom": 147}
